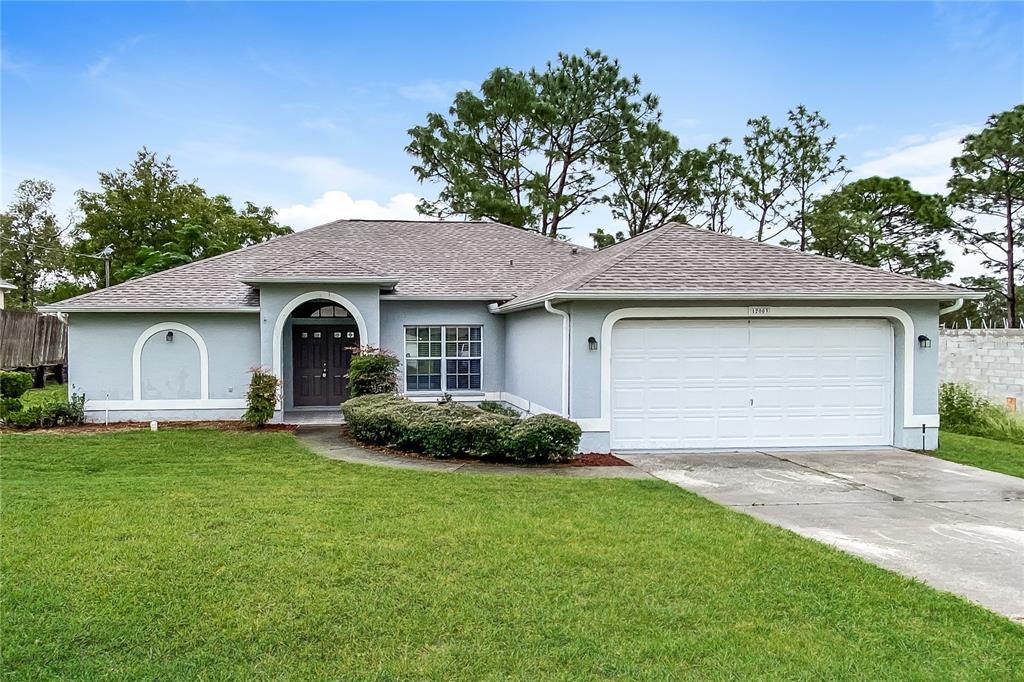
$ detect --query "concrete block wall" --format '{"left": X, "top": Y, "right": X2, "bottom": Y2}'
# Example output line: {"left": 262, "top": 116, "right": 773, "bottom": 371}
{"left": 939, "top": 328, "right": 1024, "bottom": 411}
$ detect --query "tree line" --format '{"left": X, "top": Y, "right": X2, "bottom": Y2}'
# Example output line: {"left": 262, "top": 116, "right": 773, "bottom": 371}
{"left": 406, "top": 50, "right": 1023, "bottom": 327}
{"left": 0, "top": 149, "right": 291, "bottom": 309}
{"left": 2, "top": 50, "right": 1020, "bottom": 327}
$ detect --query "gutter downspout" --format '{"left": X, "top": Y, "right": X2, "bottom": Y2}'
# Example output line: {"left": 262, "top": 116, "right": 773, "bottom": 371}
{"left": 544, "top": 300, "right": 571, "bottom": 416}
{"left": 939, "top": 298, "right": 964, "bottom": 317}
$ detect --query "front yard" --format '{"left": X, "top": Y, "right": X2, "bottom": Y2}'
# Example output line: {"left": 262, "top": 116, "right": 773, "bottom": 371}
{"left": 2, "top": 429, "right": 1021, "bottom": 680}
{"left": 935, "top": 430, "right": 1024, "bottom": 479}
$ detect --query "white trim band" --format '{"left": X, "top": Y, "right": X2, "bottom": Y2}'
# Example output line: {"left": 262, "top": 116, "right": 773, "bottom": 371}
{"left": 86, "top": 399, "right": 246, "bottom": 410}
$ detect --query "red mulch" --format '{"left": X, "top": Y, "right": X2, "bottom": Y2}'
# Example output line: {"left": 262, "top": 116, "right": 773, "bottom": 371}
{"left": 0, "top": 420, "right": 298, "bottom": 435}
{"left": 567, "top": 452, "right": 631, "bottom": 467}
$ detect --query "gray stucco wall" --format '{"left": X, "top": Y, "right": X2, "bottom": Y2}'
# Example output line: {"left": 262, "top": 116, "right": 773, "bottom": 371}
{"left": 67, "top": 312, "right": 260, "bottom": 403}
{"left": 379, "top": 299, "right": 505, "bottom": 395}
{"left": 561, "top": 298, "right": 942, "bottom": 451}
{"left": 503, "top": 306, "right": 563, "bottom": 412}
{"left": 139, "top": 332, "right": 201, "bottom": 399}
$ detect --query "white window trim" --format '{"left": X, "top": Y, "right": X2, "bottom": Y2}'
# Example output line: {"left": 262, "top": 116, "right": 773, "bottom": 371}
{"left": 575, "top": 306, "right": 938, "bottom": 434}
{"left": 132, "top": 322, "right": 209, "bottom": 402}
{"left": 402, "top": 324, "right": 484, "bottom": 393}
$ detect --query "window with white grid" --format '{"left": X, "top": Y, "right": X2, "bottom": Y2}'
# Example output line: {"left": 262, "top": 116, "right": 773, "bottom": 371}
{"left": 404, "top": 325, "right": 482, "bottom": 392}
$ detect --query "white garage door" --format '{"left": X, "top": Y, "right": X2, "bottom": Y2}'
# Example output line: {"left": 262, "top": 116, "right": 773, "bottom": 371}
{"left": 610, "top": 318, "right": 894, "bottom": 450}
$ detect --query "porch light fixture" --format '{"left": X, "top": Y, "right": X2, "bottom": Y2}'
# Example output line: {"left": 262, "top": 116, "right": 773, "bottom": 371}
{"left": 165, "top": 331, "right": 174, "bottom": 342}
{"left": 917, "top": 334, "right": 931, "bottom": 349}
{"left": 587, "top": 336, "right": 598, "bottom": 351}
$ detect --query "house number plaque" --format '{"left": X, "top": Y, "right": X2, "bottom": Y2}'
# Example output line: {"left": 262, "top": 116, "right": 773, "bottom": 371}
{"left": 748, "top": 306, "right": 772, "bottom": 316}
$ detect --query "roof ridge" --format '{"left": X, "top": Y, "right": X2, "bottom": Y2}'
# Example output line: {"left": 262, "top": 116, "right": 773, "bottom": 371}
{"left": 568, "top": 224, "right": 675, "bottom": 291}
{"left": 665, "top": 222, "right": 961, "bottom": 289}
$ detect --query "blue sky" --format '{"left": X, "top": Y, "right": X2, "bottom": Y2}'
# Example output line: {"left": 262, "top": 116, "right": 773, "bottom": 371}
{"left": 2, "top": 1, "right": 1022, "bottom": 276}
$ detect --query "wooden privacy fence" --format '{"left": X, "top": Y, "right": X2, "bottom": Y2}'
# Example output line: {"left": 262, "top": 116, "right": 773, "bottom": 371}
{"left": 0, "top": 310, "right": 68, "bottom": 384}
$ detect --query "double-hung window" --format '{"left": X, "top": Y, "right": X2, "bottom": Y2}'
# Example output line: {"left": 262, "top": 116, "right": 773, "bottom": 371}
{"left": 404, "top": 326, "right": 482, "bottom": 392}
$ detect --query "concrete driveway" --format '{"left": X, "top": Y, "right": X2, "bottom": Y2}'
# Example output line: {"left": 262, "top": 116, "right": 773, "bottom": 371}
{"left": 618, "top": 448, "right": 1024, "bottom": 620}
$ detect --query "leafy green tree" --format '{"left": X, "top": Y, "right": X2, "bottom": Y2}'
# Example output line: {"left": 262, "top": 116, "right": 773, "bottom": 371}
{"left": 808, "top": 176, "right": 953, "bottom": 279}
{"left": 72, "top": 148, "right": 290, "bottom": 285}
{"left": 736, "top": 117, "right": 793, "bottom": 241}
{"left": 0, "top": 179, "right": 68, "bottom": 310}
{"left": 589, "top": 227, "right": 625, "bottom": 248}
{"left": 696, "top": 138, "right": 742, "bottom": 234}
{"left": 783, "top": 105, "right": 847, "bottom": 251}
{"left": 602, "top": 122, "right": 708, "bottom": 237}
{"left": 408, "top": 50, "right": 658, "bottom": 237}
{"left": 948, "top": 105, "right": 1024, "bottom": 326}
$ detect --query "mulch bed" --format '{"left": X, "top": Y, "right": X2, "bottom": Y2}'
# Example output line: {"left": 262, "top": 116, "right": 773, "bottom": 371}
{"left": 338, "top": 426, "right": 631, "bottom": 467}
{"left": 0, "top": 420, "right": 298, "bottom": 435}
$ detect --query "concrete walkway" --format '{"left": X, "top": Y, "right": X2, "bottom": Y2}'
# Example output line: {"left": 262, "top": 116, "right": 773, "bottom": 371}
{"left": 618, "top": 448, "right": 1024, "bottom": 621}
{"left": 296, "top": 425, "right": 652, "bottom": 479}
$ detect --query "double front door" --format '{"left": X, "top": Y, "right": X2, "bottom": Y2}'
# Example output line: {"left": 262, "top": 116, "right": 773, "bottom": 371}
{"left": 292, "top": 325, "right": 359, "bottom": 406}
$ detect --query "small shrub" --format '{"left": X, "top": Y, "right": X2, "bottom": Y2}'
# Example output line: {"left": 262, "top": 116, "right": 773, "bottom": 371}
{"left": 0, "top": 371, "right": 33, "bottom": 417}
{"left": 478, "top": 400, "right": 520, "bottom": 419}
{"left": 4, "top": 406, "right": 42, "bottom": 429}
{"left": 502, "top": 414, "right": 582, "bottom": 463}
{"left": 347, "top": 347, "right": 400, "bottom": 397}
{"left": 341, "top": 393, "right": 579, "bottom": 462}
{"left": 39, "top": 394, "right": 86, "bottom": 427}
{"left": 0, "top": 397, "right": 22, "bottom": 419}
{"left": 939, "top": 382, "right": 1024, "bottom": 444}
{"left": 0, "top": 371, "right": 33, "bottom": 400}
{"left": 243, "top": 368, "right": 279, "bottom": 428}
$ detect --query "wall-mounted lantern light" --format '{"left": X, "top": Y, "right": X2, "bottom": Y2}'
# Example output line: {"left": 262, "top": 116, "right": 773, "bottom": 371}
{"left": 587, "top": 336, "right": 598, "bottom": 351}
{"left": 917, "top": 334, "right": 931, "bottom": 349}
{"left": 165, "top": 331, "right": 174, "bottom": 342}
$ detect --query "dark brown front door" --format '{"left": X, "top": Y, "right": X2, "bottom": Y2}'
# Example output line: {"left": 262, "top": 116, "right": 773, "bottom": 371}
{"left": 292, "top": 325, "right": 359, "bottom": 406}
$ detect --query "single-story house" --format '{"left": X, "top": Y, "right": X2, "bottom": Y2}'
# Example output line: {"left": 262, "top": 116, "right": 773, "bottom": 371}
{"left": 44, "top": 219, "right": 978, "bottom": 452}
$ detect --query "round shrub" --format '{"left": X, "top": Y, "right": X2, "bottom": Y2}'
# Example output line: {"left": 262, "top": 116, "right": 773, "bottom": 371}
{"left": 502, "top": 414, "right": 582, "bottom": 463}
{"left": 347, "top": 347, "right": 400, "bottom": 397}
{"left": 0, "top": 371, "right": 33, "bottom": 400}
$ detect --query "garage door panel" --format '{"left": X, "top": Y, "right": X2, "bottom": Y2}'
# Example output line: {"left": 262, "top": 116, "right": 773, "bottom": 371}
{"left": 611, "top": 318, "right": 893, "bottom": 450}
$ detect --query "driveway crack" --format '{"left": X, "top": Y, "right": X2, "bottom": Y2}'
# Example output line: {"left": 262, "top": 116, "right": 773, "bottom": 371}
{"left": 757, "top": 450, "right": 908, "bottom": 502}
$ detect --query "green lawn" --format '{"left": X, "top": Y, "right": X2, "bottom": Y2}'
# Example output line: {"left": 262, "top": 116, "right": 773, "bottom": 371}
{"left": 19, "top": 382, "right": 68, "bottom": 408}
{"left": 935, "top": 430, "right": 1024, "bottom": 479}
{"left": 2, "top": 430, "right": 1021, "bottom": 680}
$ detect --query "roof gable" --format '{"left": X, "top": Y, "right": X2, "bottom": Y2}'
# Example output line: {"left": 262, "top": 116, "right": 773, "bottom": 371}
{"left": 499, "top": 223, "right": 973, "bottom": 309}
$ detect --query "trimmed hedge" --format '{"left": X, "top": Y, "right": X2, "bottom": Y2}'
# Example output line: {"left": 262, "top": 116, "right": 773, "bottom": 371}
{"left": 341, "top": 394, "right": 581, "bottom": 463}
{"left": 0, "top": 371, "right": 33, "bottom": 418}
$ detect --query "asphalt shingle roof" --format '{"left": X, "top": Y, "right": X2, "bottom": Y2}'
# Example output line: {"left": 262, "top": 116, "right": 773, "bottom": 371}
{"left": 499, "top": 222, "right": 971, "bottom": 308}
{"left": 47, "top": 219, "right": 972, "bottom": 312}
{"left": 48, "top": 219, "right": 587, "bottom": 310}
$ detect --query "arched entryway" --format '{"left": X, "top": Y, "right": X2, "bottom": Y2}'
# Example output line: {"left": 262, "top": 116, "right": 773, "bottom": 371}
{"left": 272, "top": 294, "right": 366, "bottom": 409}
{"left": 289, "top": 299, "right": 361, "bottom": 406}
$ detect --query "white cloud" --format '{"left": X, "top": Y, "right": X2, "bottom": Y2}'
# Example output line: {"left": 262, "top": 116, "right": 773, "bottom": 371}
{"left": 84, "top": 35, "right": 145, "bottom": 79}
{"left": 176, "top": 141, "right": 379, "bottom": 193}
{"left": 275, "top": 191, "right": 422, "bottom": 231}
{"left": 854, "top": 125, "right": 977, "bottom": 194}
{"left": 398, "top": 79, "right": 475, "bottom": 104}
{"left": 1, "top": 48, "right": 32, "bottom": 79}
